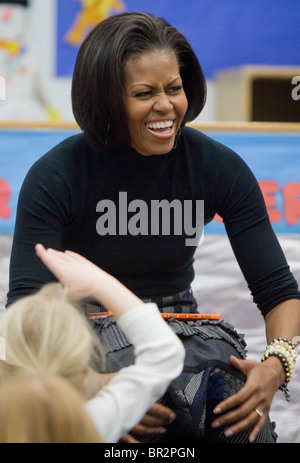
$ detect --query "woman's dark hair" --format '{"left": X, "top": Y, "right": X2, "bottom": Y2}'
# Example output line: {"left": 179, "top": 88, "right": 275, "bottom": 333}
{"left": 0, "top": 0, "right": 29, "bottom": 5}
{"left": 72, "top": 12, "right": 206, "bottom": 152}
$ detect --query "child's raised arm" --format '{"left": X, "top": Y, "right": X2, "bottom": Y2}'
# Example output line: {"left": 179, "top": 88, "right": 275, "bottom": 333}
{"left": 35, "top": 243, "right": 143, "bottom": 318}
{"left": 35, "top": 243, "right": 185, "bottom": 443}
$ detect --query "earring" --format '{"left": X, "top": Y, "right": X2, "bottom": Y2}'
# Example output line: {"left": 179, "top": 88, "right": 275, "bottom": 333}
{"left": 173, "top": 128, "right": 181, "bottom": 150}
{"left": 105, "top": 123, "right": 111, "bottom": 145}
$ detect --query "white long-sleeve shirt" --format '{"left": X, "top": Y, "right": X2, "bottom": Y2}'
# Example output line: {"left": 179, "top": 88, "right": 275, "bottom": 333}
{"left": 85, "top": 303, "right": 185, "bottom": 443}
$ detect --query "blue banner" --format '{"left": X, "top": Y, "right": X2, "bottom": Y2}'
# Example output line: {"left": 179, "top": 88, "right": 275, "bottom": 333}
{"left": 56, "top": 0, "right": 300, "bottom": 79}
{"left": 0, "top": 130, "right": 77, "bottom": 234}
{"left": 0, "top": 127, "right": 299, "bottom": 234}
{"left": 204, "top": 131, "right": 300, "bottom": 234}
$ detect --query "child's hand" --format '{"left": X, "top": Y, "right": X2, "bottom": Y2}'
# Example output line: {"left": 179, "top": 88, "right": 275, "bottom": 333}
{"left": 35, "top": 243, "right": 143, "bottom": 316}
{"left": 35, "top": 243, "right": 102, "bottom": 300}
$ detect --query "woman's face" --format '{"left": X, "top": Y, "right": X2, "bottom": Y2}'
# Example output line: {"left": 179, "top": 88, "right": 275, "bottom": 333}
{"left": 123, "top": 49, "right": 188, "bottom": 156}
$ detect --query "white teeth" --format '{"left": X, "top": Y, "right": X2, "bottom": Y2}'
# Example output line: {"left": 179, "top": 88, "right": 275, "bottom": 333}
{"left": 146, "top": 120, "right": 174, "bottom": 130}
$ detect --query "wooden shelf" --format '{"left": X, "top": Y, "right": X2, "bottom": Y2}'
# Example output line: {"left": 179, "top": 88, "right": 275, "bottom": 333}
{"left": 215, "top": 65, "right": 300, "bottom": 122}
{"left": 0, "top": 120, "right": 299, "bottom": 133}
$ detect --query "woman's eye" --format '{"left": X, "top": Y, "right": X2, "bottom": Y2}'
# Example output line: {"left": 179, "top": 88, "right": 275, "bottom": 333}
{"left": 134, "top": 85, "right": 183, "bottom": 98}
{"left": 167, "top": 86, "right": 183, "bottom": 94}
{"left": 135, "top": 91, "right": 152, "bottom": 98}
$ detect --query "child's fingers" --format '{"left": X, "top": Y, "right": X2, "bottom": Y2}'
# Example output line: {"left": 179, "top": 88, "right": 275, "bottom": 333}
{"left": 35, "top": 243, "right": 46, "bottom": 255}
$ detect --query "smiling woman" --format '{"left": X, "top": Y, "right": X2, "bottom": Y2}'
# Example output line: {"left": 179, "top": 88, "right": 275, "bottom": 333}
{"left": 7, "top": 11, "right": 300, "bottom": 445}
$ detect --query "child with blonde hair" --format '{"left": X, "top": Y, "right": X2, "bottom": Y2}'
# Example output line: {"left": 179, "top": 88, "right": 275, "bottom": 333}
{"left": 0, "top": 281, "right": 102, "bottom": 399}
{"left": 0, "top": 244, "right": 185, "bottom": 442}
{"left": 0, "top": 372, "right": 103, "bottom": 443}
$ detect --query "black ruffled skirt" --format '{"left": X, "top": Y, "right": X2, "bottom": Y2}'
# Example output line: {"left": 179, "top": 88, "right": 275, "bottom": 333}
{"left": 87, "top": 287, "right": 277, "bottom": 443}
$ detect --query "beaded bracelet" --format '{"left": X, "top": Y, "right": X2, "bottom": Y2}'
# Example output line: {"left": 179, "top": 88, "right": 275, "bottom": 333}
{"left": 262, "top": 337, "right": 297, "bottom": 401}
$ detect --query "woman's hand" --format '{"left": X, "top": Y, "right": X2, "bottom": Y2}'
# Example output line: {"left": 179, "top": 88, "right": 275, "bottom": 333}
{"left": 121, "top": 403, "right": 176, "bottom": 443}
{"left": 212, "top": 355, "right": 283, "bottom": 442}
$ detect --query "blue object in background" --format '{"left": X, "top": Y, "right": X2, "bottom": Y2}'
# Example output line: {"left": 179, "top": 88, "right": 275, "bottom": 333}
{"left": 0, "top": 127, "right": 299, "bottom": 234}
{"left": 56, "top": 0, "right": 300, "bottom": 78}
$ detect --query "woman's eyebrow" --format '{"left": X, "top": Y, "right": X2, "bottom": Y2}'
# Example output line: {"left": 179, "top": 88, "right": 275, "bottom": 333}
{"left": 130, "top": 76, "right": 182, "bottom": 90}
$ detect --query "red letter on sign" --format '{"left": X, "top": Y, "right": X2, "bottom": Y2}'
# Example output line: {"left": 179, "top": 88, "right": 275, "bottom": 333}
{"left": 283, "top": 183, "right": 300, "bottom": 225}
{"left": 214, "top": 213, "right": 223, "bottom": 223}
{"left": 258, "top": 180, "right": 281, "bottom": 222}
{"left": 0, "top": 178, "right": 11, "bottom": 219}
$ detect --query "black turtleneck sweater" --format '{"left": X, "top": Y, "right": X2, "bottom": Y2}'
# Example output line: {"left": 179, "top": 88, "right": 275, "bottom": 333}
{"left": 7, "top": 127, "right": 300, "bottom": 316}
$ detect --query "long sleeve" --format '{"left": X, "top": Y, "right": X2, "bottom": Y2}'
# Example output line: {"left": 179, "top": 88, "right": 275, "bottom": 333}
{"left": 212, "top": 150, "right": 300, "bottom": 316}
{"left": 85, "top": 303, "right": 185, "bottom": 443}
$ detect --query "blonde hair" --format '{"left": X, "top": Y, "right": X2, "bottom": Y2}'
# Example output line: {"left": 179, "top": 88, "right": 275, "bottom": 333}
{"left": 0, "top": 372, "right": 103, "bottom": 443}
{"left": 0, "top": 360, "right": 21, "bottom": 383}
{"left": 0, "top": 283, "right": 104, "bottom": 399}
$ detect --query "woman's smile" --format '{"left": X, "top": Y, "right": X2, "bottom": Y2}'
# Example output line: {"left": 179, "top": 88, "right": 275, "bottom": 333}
{"left": 145, "top": 119, "right": 175, "bottom": 137}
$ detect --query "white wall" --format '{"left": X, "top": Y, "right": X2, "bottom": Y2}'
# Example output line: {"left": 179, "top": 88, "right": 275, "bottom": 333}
{"left": 27, "top": 0, "right": 74, "bottom": 120}
{"left": 27, "top": 0, "right": 216, "bottom": 122}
